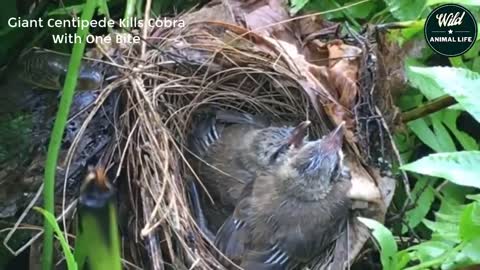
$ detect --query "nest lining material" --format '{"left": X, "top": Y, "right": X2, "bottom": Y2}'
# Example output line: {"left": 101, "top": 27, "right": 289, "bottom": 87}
{"left": 85, "top": 15, "right": 393, "bottom": 269}
{"left": 117, "top": 36, "right": 332, "bottom": 270}
{"left": 86, "top": 11, "right": 396, "bottom": 270}
{"left": 6, "top": 1, "right": 399, "bottom": 269}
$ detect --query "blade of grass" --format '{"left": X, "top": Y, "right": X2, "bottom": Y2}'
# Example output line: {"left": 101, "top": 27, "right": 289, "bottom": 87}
{"left": 42, "top": 0, "right": 97, "bottom": 269}
{"left": 359, "top": 217, "right": 398, "bottom": 270}
{"left": 136, "top": 0, "right": 144, "bottom": 18}
{"left": 35, "top": 207, "right": 77, "bottom": 270}
{"left": 124, "top": 0, "right": 137, "bottom": 23}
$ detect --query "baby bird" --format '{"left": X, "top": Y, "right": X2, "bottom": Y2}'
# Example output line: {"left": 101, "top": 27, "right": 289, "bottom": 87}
{"left": 214, "top": 123, "right": 351, "bottom": 270}
{"left": 187, "top": 109, "right": 310, "bottom": 231}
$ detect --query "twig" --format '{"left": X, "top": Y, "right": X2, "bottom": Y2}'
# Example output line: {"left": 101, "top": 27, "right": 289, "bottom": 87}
{"left": 401, "top": 95, "right": 457, "bottom": 123}
{"left": 141, "top": 0, "right": 152, "bottom": 58}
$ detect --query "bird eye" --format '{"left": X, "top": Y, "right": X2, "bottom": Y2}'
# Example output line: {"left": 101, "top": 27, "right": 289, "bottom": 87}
{"left": 269, "top": 144, "right": 288, "bottom": 163}
{"left": 332, "top": 161, "right": 341, "bottom": 180}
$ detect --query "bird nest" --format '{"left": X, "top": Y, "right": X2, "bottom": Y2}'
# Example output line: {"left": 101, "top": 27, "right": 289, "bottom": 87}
{"left": 91, "top": 4, "right": 402, "bottom": 270}
{"left": 4, "top": 1, "right": 404, "bottom": 269}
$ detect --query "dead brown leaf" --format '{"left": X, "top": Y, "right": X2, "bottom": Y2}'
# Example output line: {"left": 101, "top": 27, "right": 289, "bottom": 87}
{"left": 327, "top": 40, "right": 361, "bottom": 109}
{"left": 226, "top": 0, "right": 299, "bottom": 45}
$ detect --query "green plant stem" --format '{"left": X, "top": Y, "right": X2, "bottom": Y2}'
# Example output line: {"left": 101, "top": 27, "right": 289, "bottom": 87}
{"left": 330, "top": 0, "right": 362, "bottom": 29}
{"left": 404, "top": 242, "right": 466, "bottom": 270}
{"left": 449, "top": 56, "right": 467, "bottom": 68}
{"left": 98, "top": 0, "right": 113, "bottom": 33}
{"left": 371, "top": 8, "right": 389, "bottom": 24}
{"left": 35, "top": 207, "right": 77, "bottom": 270}
{"left": 401, "top": 95, "right": 457, "bottom": 123}
{"left": 136, "top": 0, "right": 144, "bottom": 18}
{"left": 41, "top": 0, "right": 97, "bottom": 269}
{"left": 124, "top": 0, "right": 136, "bottom": 21}
{"left": 376, "top": 19, "right": 425, "bottom": 30}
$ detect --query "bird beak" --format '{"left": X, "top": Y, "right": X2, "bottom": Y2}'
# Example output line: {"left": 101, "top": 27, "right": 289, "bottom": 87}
{"left": 288, "top": 120, "right": 311, "bottom": 148}
{"left": 322, "top": 121, "right": 345, "bottom": 149}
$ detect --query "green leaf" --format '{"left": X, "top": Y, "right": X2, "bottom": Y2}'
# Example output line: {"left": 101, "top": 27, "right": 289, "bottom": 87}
{"left": 409, "top": 67, "right": 480, "bottom": 122}
{"left": 383, "top": 0, "right": 426, "bottom": 20}
{"left": 394, "top": 132, "right": 413, "bottom": 153}
{"left": 443, "top": 110, "right": 479, "bottom": 151}
{"left": 396, "top": 250, "right": 412, "bottom": 270}
{"left": 98, "top": 0, "right": 110, "bottom": 17}
{"left": 472, "top": 57, "right": 480, "bottom": 73}
{"left": 406, "top": 198, "right": 480, "bottom": 269}
{"left": 290, "top": 0, "right": 309, "bottom": 14}
{"left": 406, "top": 65, "right": 445, "bottom": 100}
{"left": 423, "top": 219, "right": 460, "bottom": 243}
{"left": 341, "top": 0, "right": 377, "bottom": 19}
{"left": 401, "top": 28, "right": 423, "bottom": 42}
{"left": 304, "top": 0, "right": 376, "bottom": 23}
{"left": 34, "top": 207, "right": 77, "bottom": 270}
{"left": 395, "top": 134, "right": 415, "bottom": 162}
{"left": 462, "top": 238, "right": 480, "bottom": 264}
{"left": 407, "top": 119, "right": 443, "bottom": 152}
{"left": 402, "top": 178, "right": 436, "bottom": 234}
{"left": 408, "top": 241, "right": 452, "bottom": 263}
{"left": 467, "top": 194, "right": 480, "bottom": 202}
{"left": 460, "top": 203, "right": 480, "bottom": 241}
{"left": 431, "top": 113, "right": 456, "bottom": 152}
{"left": 442, "top": 238, "right": 480, "bottom": 269}
{"left": 435, "top": 211, "right": 462, "bottom": 224}
{"left": 440, "top": 184, "right": 469, "bottom": 206}
{"left": 426, "top": 0, "right": 480, "bottom": 6}
{"left": 464, "top": 40, "right": 480, "bottom": 60}
{"left": 48, "top": 4, "right": 85, "bottom": 16}
{"left": 436, "top": 194, "right": 466, "bottom": 226}
{"left": 401, "top": 151, "right": 480, "bottom": 188}
{"left": 449, "top": 56, "right": 467, "bottom": 69}
{"left": 385, "top": 20, "right": 426, "bottom": 44}
{"left": 407, "top": 115, "right": 458, "bottom": 153}
{"left": 397, "top": 89, "right": 424, "bottom": 111}
{"left": 359, "top": 217, "right": 398, "bottom": 270}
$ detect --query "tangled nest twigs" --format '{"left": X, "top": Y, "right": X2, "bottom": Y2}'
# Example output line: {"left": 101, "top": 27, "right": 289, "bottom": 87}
{"left": 2, "top": 0, "right": 407, "bottom": 269}
{"left": 83, "top": 0, "right": 398, "bottom": 267}
{"left": 74, "top": 1, "right": 403, "bottom": 269}
{"left": 115, "top": 33, "right": 330, "bottom": 269}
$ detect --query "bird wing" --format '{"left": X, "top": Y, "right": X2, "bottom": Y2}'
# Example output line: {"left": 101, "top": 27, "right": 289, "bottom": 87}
{"left": 215, "top": 109, "right": 269, "bottom": 127}
{"left": 241, "top": 255, "right": 295, "bottom": 270}
{"left": 239, "top": 178, "right": 350, "bottom": 270}
{"left": 235, "top": 210, "right": 347, "bottom": 270}
{"left": 309, "top": 225, "right": 349, "bottom": 270}
{"left": 187, "top": 108, "right": 268, "bottom": 158}
{"left": 215, "top": 174, "right": 300, "bottom": 270}
{"left": 214, "top": 196, "right": 252, "bottom": 264}
{"left": 238, "top": 227, "right": 301, "bottom": 270}
{"left": 214, "top": 178, "right": 257, "bottom": 261}
{"left": 187, "top": 110, "right": 222, "bottom": 158}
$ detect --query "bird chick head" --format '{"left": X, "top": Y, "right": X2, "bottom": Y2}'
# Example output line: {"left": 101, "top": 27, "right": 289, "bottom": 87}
{"left": 283, "top": 122, "right": 345, "bottom": 194}
{"left": 253, "top": 121, "right": 311, "bottom": 167}
{"left": 79, "top": 166, "right": 115, "bottom": 208}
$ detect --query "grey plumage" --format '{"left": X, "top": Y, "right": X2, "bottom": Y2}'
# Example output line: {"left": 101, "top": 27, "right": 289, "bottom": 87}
{"left": 214, "top": 123, "right": 351, "bottom": 270}
{"left": 187, "top": 109, "right": 310, "bottom": 231}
